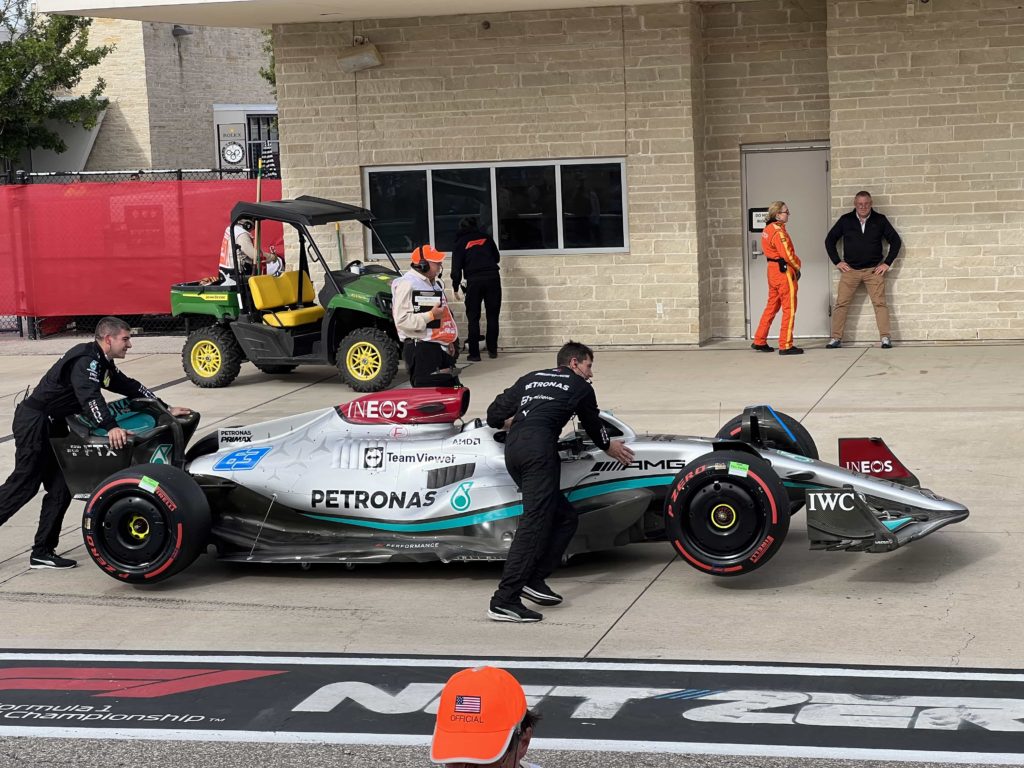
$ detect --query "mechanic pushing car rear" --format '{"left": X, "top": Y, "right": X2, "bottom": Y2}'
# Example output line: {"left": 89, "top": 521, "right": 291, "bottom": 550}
{"left": 485, "top": 340, "right": 634, "bottom": 623}
{"left": 391, "top": 244, "right": 461, "bottom": 387}
{"left": 0, "top": 317, "right": 191, "bottom": 570}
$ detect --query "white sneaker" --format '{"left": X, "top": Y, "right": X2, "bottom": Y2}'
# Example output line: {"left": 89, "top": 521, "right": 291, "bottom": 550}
{"left": 880, "top": 336, "right": 893, "bottom": 349}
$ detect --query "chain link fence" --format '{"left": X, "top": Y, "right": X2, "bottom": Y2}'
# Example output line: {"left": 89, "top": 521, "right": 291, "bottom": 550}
{"left": 0, "top": 168, "right": 278, "bottom": 339}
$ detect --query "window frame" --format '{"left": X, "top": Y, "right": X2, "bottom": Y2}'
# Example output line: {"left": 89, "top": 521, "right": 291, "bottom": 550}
{"left": 362, "top": 157, "right": 629, "bottom": 257}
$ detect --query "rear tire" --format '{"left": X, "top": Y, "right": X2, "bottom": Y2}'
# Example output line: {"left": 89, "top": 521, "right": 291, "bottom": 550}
{"left": 337, "top": 328, "right": 400, "bottom": 392}
{"left": 183, "top": 326, "right": 242, "bottom": 388}
{"left": 665, "top": 450, "right": 789, "bottom": 576}
{"left": 82, "top": 463, "right": 211, "bottom": 584}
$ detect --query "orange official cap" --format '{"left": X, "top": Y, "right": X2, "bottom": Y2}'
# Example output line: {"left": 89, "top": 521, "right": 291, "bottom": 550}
{"left": 430, "top": 666, "right": 527, "bottom": 764}
{"left": 412, "top": 244, "right": 446, "bottom": 265}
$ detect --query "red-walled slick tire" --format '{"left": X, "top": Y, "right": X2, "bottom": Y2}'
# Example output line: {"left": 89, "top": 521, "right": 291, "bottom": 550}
{"left": 665, "top": 450, "right": 789, "bottom": 577}
{"left": 82, "top": 463, "right": 210, "bottom": 584}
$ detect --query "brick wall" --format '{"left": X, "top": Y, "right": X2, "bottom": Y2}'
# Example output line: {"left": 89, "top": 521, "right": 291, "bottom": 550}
{"left": 702, "top": 0, "right": 830, "bottom": 339}
{"left": 144, "top": 24, "right": 275, "bottom": 168}
{"left": 827, "top": 0, "right": 1024, "bottom": 341}
{"left": 84, "top": 19, "right": 153, "bottom": 171}
{"left": 276, "top": 5, "right": 704, "bottom": 348}
{"left": 83, "top": 20, "right": 273, "bottom": 171}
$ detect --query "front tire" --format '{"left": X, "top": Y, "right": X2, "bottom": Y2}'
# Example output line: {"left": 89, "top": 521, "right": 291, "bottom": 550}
{"left": 665, "top": 450, "right": 789, "bottom": 576}
{"left": 82, "top": 463, "right": 211, "bottom": 584}
{"left": 183, "top": 325, "right": 243, "bottom": 388}
{"left": 337, "top": 328, "right": 400, "bottom": 392}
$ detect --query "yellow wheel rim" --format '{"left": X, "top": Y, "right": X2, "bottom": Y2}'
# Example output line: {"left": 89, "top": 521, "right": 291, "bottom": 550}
{"left": 128, "top": 514, "right": 150, "bottom": 541}
{"left": 710, "top": 503, "right": 738, "bottom": 530}
{"left": 191, "top": 340, "right": 222, "bottom": 378}
{"left": 346, "top": 341, "right": 382, "bottom": 381}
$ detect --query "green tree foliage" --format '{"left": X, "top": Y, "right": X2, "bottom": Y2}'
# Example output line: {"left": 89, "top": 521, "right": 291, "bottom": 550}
{"left": 258, "top": 27, "right": 275, "bottom": 95}
{"left": 0, "top": 0, "right": 113, "bottom": 162}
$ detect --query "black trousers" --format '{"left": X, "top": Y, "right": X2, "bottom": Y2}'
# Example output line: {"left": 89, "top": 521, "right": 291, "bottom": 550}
{"left": 0, "top": 404, "right": 73, "bottom": 555}
{"left": 493, "top": 428, "right": 577, "bottom": 604}
{"left": 464, "top": 276, "right": 502, "bottom": 357}
{"left": 402, "top": 340, "right": 460, "bottom": 388}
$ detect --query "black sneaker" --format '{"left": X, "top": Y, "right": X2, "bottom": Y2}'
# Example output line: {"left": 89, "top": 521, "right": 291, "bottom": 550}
{"left": 826, "top": 338, "right": 842, "bottom": 349}
{"left": 750, "top": 343, "right": 774, "bottom": 353}
{"left": 466, "top": 354, "right": 482, "bottom": 362}
{"left": 487, "top": 599, "right": 542, "bottom": 623}
{"left": 29, "top": 550, "right": 77, "bottom": 570}
{"left": 488, "top": 350, "right": 498, "bottom": 359}
{"left": 522, "top": 581, "right": 562, "bottom": 606}
{"left": 778, "top": 347, "right": 804, "bottom": 356}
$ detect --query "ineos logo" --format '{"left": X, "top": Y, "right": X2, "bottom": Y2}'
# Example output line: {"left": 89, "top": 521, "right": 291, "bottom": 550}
{"left": 845, "top": 459, "right": 894, "bottom": 474}
{"left": 349, "top": 400, "right": 409, "bottom": 420}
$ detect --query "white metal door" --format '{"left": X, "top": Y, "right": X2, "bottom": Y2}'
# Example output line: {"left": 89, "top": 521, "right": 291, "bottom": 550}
{"left": 742, "top": 145, "right": 831, "bottom": 339}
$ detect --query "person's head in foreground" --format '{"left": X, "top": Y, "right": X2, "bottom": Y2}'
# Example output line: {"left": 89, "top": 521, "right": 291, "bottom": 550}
{"left": 431, "top": 666, "right": 540, "bottom": 768}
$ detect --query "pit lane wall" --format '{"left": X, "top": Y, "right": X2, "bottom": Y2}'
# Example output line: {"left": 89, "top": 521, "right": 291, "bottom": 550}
{"left": 0, "top": 180, "right": 282, "bottom": 317}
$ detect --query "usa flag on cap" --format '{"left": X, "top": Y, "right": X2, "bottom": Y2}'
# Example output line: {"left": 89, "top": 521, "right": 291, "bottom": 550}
{"left": 454, "top": 695, "right": 481, "bottom": 713}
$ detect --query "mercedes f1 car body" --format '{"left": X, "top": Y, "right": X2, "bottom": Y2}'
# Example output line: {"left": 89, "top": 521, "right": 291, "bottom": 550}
{"left": 55, "top": 388, "right": 969, "bottom": 584}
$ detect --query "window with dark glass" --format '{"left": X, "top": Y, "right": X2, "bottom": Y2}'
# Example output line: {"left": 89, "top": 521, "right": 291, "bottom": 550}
{"left": 367, "top": 170, "right": 429, "bottom": 255}
{"left": 560, "top": 163, "right": 625, "bottom": 249}
{"left": 432, "top": 168, "right": 493, "bottom": 252}
{"left": 246, "top": 115, "right": 279, "bottom": 179}
{"left": 495, "top": 166, "right": 557, "bottom": 251}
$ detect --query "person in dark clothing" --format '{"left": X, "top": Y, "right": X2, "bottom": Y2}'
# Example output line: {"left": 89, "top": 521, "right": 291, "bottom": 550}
{"left": 451, "top": 217, "right": 502, "bottom": 362}
{"left": 0, "top": 317, "right": 191, "bottom": 569}
{"left": 485, "top": 341, "right": 634, "bottom": 622}
{"left": 825, "top": 191, "right": 903, "bottom": 349}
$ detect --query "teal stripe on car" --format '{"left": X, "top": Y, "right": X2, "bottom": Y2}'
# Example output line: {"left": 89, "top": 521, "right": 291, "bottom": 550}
{"left": 300, "top": 475, "right": 675, "bottom": 532}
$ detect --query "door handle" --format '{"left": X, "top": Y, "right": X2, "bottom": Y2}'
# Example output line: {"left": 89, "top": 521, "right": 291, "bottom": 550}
{"left": 751, "top": 238, "right": 763, "bottom": 260}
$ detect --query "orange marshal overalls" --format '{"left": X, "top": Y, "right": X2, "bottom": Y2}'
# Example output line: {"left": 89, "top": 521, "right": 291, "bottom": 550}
{"left": 753, "top": 220, "right": 801, "bottom": 351}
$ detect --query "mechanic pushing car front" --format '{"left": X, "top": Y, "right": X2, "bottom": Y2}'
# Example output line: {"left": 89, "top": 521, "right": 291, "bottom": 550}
{"left": 485, "top": 340, "right": 635, "bottom": 623}
{"left": 391, "top": 244, "right": 461, "bottom": 387}
{"left": 0, "top": 317, "right": 192, "bottom": 571}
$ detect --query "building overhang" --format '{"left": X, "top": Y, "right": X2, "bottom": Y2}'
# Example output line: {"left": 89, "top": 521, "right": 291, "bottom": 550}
{"left": 38, "top": 0, "right": 761, "bottom": 27}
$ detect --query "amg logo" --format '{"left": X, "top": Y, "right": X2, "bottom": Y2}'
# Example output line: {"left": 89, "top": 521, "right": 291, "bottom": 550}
{"left": 592, "top": 459, "right": 686, "bottom": 473}
{"left": 806, "top": 490, "right": 857, "bottom": 513}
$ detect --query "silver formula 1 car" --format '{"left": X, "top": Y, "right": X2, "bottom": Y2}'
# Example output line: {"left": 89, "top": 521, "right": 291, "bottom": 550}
{"left": 54, "top": 388, "right": 969, "bottom": 584}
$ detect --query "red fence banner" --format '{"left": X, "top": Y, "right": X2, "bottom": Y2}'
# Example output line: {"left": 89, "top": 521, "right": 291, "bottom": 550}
{"left": 0, "top": 180, "right": 283, "bottom": 316}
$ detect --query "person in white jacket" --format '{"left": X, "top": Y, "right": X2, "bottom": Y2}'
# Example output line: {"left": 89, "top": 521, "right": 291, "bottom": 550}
{"left": 391, "top": 244, "right": 460, "bottom": 387}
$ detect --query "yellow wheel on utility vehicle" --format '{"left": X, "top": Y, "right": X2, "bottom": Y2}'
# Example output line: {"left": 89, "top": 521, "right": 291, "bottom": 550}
{"left": 346, "top": 341, "right": 382, "bottom": 381}
{"left": 190, "top": 340, "right": 222, "bottom": 378}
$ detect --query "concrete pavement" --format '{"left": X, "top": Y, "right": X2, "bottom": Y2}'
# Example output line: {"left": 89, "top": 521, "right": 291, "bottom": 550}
{"left": 0, "top": 339, "right": 1021, "bottom": 671}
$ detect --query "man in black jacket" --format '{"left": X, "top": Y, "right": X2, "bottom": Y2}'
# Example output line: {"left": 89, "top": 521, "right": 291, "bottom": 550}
{"left": 451, "top": 217, "right": 501, "bottom": 362}
{"left": 825, "top": 191, "right": 902, "bottom": 349}
{"left": 0, "top": 317, "right": 191, "bottom": 569}
{"left": 485, "top": 341, "right": 634, "bottom": 622}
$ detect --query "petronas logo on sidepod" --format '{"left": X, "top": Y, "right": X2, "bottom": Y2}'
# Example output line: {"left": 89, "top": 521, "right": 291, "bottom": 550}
{"left": 451, "top": 482, "right": 473, "bottom": 512}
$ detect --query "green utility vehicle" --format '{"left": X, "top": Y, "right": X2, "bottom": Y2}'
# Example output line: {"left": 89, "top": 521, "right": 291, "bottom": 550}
{"left": 171, "top": 196, "right": 403, "bottom": 392}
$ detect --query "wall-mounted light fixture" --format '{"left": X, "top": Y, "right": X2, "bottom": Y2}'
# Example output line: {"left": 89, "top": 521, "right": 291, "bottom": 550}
{"left": 339, "top": 35, "right": 383, "bottom": 73}
{"left": 171, "top": 24, "right": 193, "bottom": 38}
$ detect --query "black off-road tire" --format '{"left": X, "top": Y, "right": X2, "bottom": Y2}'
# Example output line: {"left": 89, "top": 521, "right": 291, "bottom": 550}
{"left": 182, "top": 325, "right": 243, "bottom": 388}
{"left": 665, "top": 449, "right": 790, "bottom": 577}
{"left": 82, "top": 463, "right": 211, "bottom": 584}
{"left": 337, "top": 327, "right": 400, "bottom": 392}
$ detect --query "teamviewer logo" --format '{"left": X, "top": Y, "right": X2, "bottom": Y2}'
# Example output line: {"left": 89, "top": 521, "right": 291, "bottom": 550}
{"left": 213, "top": 447, "right": 272, "bottom": 472}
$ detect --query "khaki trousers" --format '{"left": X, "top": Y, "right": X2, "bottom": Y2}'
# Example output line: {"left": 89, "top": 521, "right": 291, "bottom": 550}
{"left": 830, "top": 267, "right": 890, "bottom": 339}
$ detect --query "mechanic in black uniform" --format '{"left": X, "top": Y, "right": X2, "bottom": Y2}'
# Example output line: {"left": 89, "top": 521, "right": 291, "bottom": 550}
{"left": 0, "top": 317, "right": 191, "bottom": 570}
{"left": 485, "top": 340, "right": 634, "bottom": 622}
{"left": 450, "top": 217, "right": 502, "bottom": 362}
